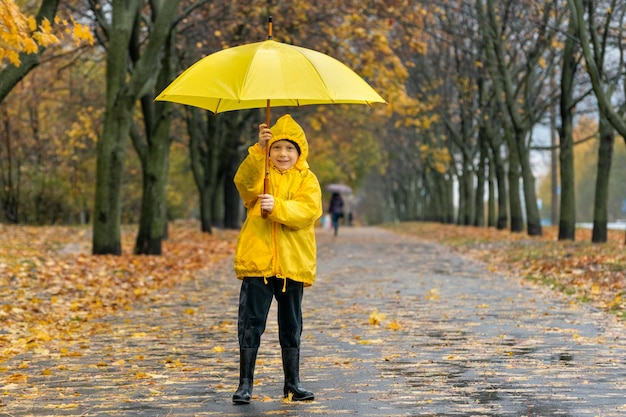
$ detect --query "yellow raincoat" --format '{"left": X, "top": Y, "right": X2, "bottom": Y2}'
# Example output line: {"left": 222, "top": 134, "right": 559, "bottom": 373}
{"left": 234, "top": 114, "right": 323, "bottom": 287}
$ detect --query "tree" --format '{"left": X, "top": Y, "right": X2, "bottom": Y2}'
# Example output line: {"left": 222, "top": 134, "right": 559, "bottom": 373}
{"left": 1, "top": 17, "right": 100, "bottom": 224}
{"left": 91, "top": 0, "right": 181, "bottom": 255}
{"left": 567, "top": 0, "right": 626, "bottom": 243}
{"left": 479, "top": 0, "right": 560, "bottom": 237}
{"left": 558, "top": 9, "right": 579, "bottom": 240}
{"left": 187, "top": 109, "right": 256, "bottom": 233}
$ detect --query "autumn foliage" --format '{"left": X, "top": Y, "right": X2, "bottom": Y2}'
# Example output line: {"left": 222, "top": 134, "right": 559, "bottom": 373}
{"left": 0, "top": 0, "right": 93, "bottom": 66}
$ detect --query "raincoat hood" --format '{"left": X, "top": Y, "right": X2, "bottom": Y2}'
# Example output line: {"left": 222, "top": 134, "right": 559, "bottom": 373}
{"left": 269, "top": 114, "right": 309, "bottom": 171}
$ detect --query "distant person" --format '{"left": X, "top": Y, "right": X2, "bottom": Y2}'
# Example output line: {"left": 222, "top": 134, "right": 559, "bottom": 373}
{"left": 232, "top": 114, "right": 322, "bottom": 404}
{"left": 328, "top": 192, "right": 344, "bottom": 236}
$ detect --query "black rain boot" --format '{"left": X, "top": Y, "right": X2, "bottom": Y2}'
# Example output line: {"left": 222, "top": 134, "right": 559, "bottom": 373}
{"left": 232, "top": 348, "right": 258, "bottom": 404}
{"left": 282, "top": 348, "right": 314, "bottom": 401}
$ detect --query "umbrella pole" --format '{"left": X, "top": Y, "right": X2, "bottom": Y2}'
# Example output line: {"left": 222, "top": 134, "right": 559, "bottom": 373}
{"left": 264, "top": 99, "right": 271, "bottom": 194}
{"left": 262, "top": 16, "right": 273, "bottom": 219}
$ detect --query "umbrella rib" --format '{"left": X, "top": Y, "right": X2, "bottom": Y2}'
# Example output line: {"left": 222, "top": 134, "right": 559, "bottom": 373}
{"left": 291, "top": 45, "right": 336, "bottom": 104}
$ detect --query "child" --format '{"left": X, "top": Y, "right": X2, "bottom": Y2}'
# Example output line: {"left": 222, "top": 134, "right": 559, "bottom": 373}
{"left": 232, "top": 114, "right": 322, "bottom": 404}
{"left": 328, "top": 192, "right": 344, "bottom": 236}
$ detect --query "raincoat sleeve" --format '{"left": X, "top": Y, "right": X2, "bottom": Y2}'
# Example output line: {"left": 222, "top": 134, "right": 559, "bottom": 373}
{"left": 268, "top": 171, "right": 322, "bottom": 229}
{"left": 234, "top": 144, "right": 266, "bottom": 208}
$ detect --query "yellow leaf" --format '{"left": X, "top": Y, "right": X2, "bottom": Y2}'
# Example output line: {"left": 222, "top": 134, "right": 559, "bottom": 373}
{"left": 7, "top": 374, "right": 28, "bottom": 383}
{"left": 47, "top": 403, "right": 79, "bottom": 409}
{"left": 28, "top": 16, "right": 37, "bottom": 32}
{"left": 39, "top": 18, "right": 53, "bottom": 34}
{"left": 212, "top": 346, "right": 225, "bottom": 352}
{"left": 425, "top": 288, "right": 439, "bottom": 301}
{"left": 369, "top": 309, "right": 386, "bottom": 325}
{"left": 359, "top": 338, "right": 383, "bottom": 345}
{"left": 609, "top": 294, "right": 622, "bottom": 307}
{"left": 386, "top": 320, "right": 402, "bottom": 331}
{"left": 538, "top": 57, "right": 547, "bottom": 69}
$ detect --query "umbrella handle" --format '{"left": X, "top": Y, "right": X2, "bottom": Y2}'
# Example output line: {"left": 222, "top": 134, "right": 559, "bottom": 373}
{"left": 262, "top": 99, "right": 271, "bottom": 218}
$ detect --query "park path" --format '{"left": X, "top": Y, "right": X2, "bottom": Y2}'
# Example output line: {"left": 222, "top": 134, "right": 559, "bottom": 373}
{"left": 1, "top": 226, "right": 625, "bottom": 416}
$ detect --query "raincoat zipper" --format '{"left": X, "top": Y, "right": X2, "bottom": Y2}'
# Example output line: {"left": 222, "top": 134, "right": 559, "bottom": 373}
{"left": 271, "top": 173, "right": 287, "bottom": 292}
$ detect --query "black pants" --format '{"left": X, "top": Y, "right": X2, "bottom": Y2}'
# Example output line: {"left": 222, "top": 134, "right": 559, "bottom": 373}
{"left": 237, "top": 277, "right": 304, "bottom": 349}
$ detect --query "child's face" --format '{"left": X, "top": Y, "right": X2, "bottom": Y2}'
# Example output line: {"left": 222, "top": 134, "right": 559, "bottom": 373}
{"left": 269, "top": 140, "right": 299, "bottom": 171}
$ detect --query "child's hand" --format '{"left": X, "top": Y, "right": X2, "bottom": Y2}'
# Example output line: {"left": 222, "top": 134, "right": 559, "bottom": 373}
{"left": 258, "top": 194, "right": 274, "bottom": 213}
{"left": 258, "top": 123, "right": 272, "bottom": 149}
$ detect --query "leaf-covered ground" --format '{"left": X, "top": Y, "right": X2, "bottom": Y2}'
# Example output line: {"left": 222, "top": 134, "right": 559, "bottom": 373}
{"left": 385, "top": 222, "right": 626, "bottom": 319}
{"left": 1, "top": 223, "right": 624, "bottom": 416}
{"left": 0, "top": 221, "right": 237, "bottom": 366}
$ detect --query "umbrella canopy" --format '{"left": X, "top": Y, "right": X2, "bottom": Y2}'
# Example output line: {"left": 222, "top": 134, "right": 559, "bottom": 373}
{"left": 155, "top": 39, "right": 386, "bottom": 113}
{"left": 326, "top": 183, "right": 352, "bottom": 194}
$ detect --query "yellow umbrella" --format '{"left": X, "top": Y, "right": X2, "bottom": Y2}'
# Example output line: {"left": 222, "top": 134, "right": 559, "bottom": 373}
{"left": 155, "top": 19, "right": 385, "bottom": 216}
{"left": 155, "top": 41, "right": 386, "bottom": 114}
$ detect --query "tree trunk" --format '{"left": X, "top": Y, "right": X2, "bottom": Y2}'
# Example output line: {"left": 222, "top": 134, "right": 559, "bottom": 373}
{"left": 505, "top": 129, "right": 524, "bottom": 232}
{"left": 93, "top": 96, "right": 134, "bottom": 254}
{"left": 478, "top": 80, "right": 500, "bottom": 229}
{"left": 487, "top": 136, "right": 508, "bottom": 229}
{"left": 223, "top": 161, "right": 242, "bottom": 229}
{"left": 220, "top": 111, "right": 256, "bottom": 229}
{"left": 457, "top": 167, "right": 471, "bottom": 225}
{"left": 474, "top": 133, "right": 486, "bottom": 227}
{"left": 188, "top": 109, "right": 219, "bottom": 234}
{"left": 558, "top": 19, "right": 577, "bottom": 240}
{"left": 592, "top": 117, "right": 614, "bottom": 243}
{"left": 487, "top": 150, "right": 496, "bottom": 228}
{"left": 444, "top": 173, "right": 455, "bottom": 224}
{"left": 550, "top": 86, "right": 559, "bottom": 227}
{"left": 133, "top": 112, "right": 171, "bottom": 255}
{"left": 198, "top": 185, "right": 213, "bottom": 233}
{"left": 210, "top": 178, "right": 224, "bottom": 227}
{"left": 517, "top": 133, "right": 543, "bottom": 236}
{"left": 133, "top": 29, "right": 176, "bottom": 255}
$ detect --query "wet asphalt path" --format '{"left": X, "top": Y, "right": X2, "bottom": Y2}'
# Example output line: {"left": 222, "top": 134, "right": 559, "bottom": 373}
{"left": 2, "top": 226, "right": 625, "bottom": 416}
